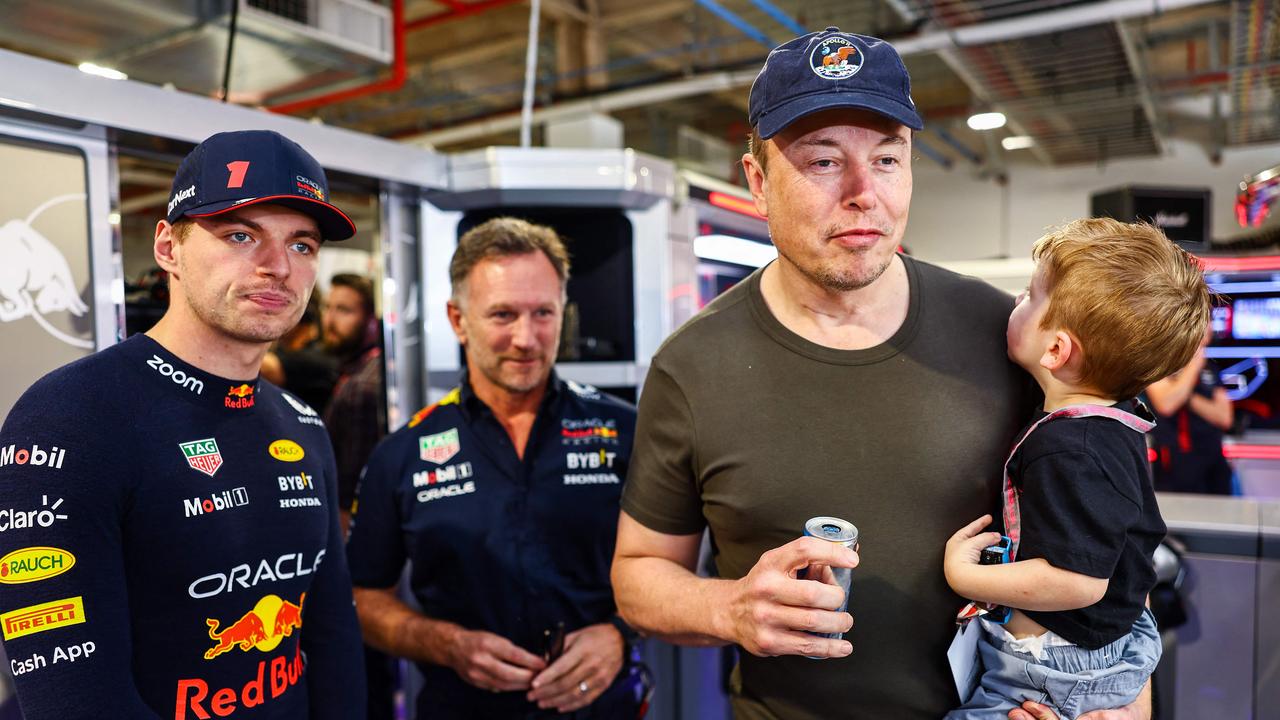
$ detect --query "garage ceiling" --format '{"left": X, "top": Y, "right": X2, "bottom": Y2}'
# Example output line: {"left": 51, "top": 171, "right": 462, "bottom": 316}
{"left": 0, "top": 0, "right": 1276, "bottom": 176}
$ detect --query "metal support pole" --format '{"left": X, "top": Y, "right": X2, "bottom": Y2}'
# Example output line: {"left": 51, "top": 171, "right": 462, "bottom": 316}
{"left": 521, "top": 0, "right": 543, "bottom": 147}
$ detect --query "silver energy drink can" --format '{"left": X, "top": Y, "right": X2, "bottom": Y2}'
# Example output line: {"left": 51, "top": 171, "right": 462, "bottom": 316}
{"left": 803, "top": 516, "right": 858, "bottom": 644}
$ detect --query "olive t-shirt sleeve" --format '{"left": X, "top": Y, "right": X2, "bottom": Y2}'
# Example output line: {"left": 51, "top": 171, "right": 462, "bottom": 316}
{"left": 1016, "top": 450, "right": 1140, "bottom": 579}
{"left": 620, "top": 362, "right": 706, "bottom": 535}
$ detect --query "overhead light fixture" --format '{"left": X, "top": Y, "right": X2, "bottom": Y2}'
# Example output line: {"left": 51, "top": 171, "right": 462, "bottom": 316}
{"left": 78, "top": 62, "right": 128, "bottom": 81}
{"left": 1001, "top": 135, "right": 1034, "bottom": 150}
{"left": 967, "top": 112, "right": 1006, "bottom": 131}
{"left": 694, "top": 234, "right": 777, "bottom": 268}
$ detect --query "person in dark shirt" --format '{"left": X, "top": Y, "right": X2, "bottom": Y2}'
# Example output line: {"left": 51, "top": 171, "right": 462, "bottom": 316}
{"left": 0, "top": 130, "right": 366, "bottom": 719}
{"left": 322, "top": 272, "right": 386, "bottom": 526}
{"left": 943, "top": 218, "right": 1212, "bottom": 719}
{"left": 1146, "top": 332, "right": 1234, "bottom": 495}
{"left": 346, "top": 217, "right": 645, "bottom": 719}
{"left": 263, "top": 291, "right": 339, "bottom": 414}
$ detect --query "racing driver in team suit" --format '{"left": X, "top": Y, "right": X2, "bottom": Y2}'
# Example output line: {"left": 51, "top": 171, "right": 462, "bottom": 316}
{"left": 0, "top": 130, "right": 365, "bottom": 719}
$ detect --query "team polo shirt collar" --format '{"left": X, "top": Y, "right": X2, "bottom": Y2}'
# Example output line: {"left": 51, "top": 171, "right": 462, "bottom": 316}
{"left": 125, "top": 334, "right": 262, "bottom": 414}
{"left": 456, "top": 368, "right": 563, "bottom": 423}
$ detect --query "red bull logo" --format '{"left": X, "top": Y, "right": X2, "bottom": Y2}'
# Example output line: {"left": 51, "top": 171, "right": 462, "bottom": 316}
{"left": 560, "top": 427, "right": 619, "bottom": 440}
{"left": 224, "top": 384, "right": 255, "bottom": 410}
{"left": 204, "top": 593, "right": 304, "bottom": 660}
{"left": 176, "top": 644, "right": 305, "bottom": 720}
{"left": 0, "top": 202, "right": 94, "bottom": 350}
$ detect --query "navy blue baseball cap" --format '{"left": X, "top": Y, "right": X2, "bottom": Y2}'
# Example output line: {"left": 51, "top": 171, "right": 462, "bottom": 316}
{"left": 748, "top": 27, "right": 923, "bottom": 139}
{"left": 166, "top": 130, "right": 356, "bottom": 241}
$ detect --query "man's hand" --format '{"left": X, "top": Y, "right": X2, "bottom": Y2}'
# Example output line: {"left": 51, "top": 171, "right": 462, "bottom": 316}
{"left": 443, "top": 628, "right": 547, "bottom": 693}
{"left": 527, "top": 623, "right": 625, "bottom": 713}
{"left": 723, "top": 535, "right": 858, "bottom": 659}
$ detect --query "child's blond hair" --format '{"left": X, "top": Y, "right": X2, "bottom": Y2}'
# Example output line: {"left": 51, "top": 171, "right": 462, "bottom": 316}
{"left": 1034, "top": 217, "right": 1211, "bottom": 400}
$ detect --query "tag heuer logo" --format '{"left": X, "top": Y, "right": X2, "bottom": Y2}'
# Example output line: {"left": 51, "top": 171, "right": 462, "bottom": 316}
{"left": 180, "top": 438, "right": 223, "bottom": 477}
{"left": 419, "top": 429, "right": 460, "bottom": 464}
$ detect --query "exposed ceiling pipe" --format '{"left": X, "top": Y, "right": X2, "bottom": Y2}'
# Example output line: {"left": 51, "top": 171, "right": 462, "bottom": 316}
{"left": 693, "top": 0, "right": 774, "bottom": 49}
{"left": 746, "top": 0, "right": 806, "bottom": 37}
{"left": 892, "top": 0, "right": 1221, "bottom": 55}
{"left": 268, "top": 0, "right": 405, "bottom": 114}
{"left": 1115, "top": 19, "right": 1166, "bottom": 154}
{"left": 404, "top": 0, "right": 1221, "bottom": 147}
{"left": 406, "top": 70, "right": 759, "bottom": 147}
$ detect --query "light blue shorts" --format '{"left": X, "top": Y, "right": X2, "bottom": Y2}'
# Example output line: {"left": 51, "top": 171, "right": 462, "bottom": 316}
{"left": 945, "top": 608, "right": 1161, "bottom": 720}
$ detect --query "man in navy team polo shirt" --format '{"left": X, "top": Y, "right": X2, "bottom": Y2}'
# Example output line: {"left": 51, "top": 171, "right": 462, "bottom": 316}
{"left": 346, "top": 217, "right": 646, "bottom": 719}
{"left": 0, "top": 130, "right": 365, "bottom": 719}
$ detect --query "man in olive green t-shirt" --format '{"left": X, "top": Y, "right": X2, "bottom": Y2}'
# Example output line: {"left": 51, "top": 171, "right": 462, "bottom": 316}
{"left": 610, "top": 27, "right": 1150, "bottom": 720}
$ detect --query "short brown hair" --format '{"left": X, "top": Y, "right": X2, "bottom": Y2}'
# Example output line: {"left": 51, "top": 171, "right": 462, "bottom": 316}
{"left": 1034, "top": 217, "right": 1211, "bottom": 400}
{"left": 449, "top": 217, "right": 571, "bottom": 304}
{"left": 748, "top": 127, "right": 768, "bottom": 175}
{"left": 330, "top": 273, "right": 376, "bottom": 317}
{"left": 171, "top": 219, "right": 195, "bottom": 242}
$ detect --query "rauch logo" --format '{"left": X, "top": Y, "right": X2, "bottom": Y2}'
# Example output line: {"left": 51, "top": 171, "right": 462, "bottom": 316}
{"left": 0, "top": 547, "right": 75, "bottom": 585}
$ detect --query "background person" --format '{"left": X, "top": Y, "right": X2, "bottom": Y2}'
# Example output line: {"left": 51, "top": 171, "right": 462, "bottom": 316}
{"left": 262, "top": 289, "right": 339, "bottom": 412}
{"left": 322, "top": 272, "right": 387, "bottom": 523}
{"left": 346, "top": 217, "right": 646, "bottom": 719}
{"left": 1145, "top": 330, "right": 1234, "bottom": 495}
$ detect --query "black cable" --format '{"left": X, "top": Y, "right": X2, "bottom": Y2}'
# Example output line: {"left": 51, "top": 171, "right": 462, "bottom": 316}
{"left": 220, "top": 0, "right": 241, "bottom": 102}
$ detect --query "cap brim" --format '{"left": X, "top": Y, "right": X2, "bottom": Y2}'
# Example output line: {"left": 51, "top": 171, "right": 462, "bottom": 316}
{"left": 757, "top": 91, "right": 924, "bottom": 138}
{"left": 184, "top": 195, "right": 357, "bottom": 241}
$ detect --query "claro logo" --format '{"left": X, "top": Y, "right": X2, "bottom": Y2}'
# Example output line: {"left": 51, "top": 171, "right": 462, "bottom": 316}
{"left": 147, "top": 355, "right": 204, "bottom": 395}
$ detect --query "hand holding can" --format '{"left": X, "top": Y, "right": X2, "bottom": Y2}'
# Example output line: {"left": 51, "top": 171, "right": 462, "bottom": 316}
{"left": 723, "top": 531, "right": 858, "bottom": 659}
{"left": 802, "top": 516, "right": 859, "bottom": 652}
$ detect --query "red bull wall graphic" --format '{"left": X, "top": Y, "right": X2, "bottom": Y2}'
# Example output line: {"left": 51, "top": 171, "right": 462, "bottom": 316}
{"left": 1, "top": 137, "right": 96, "bottom": 420}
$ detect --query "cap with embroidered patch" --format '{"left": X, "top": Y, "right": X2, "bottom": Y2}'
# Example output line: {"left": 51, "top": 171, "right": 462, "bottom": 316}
{"left": 166, "top": 130, "right": 356, "bottom": 241}
{"left": 748, "top": 27, "right": 923, "bottom": 139}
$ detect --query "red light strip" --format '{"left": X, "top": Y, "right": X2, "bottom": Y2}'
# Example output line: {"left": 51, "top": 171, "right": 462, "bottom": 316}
{"left": 1195, "top": 255, "right": 1280, "bottom": 273}
{"left": 1222, "top": 444, "right": 1280, "bottom": 460}
{"left": 708, "top": 191, "right": 765, "bottom": 220}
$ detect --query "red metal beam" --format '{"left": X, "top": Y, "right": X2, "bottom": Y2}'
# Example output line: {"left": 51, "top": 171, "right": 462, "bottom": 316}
{"left": 404, "top": 0, "right": 525, "bottom": 31}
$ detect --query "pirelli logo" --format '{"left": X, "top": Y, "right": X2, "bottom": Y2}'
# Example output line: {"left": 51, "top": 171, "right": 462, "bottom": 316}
{"left": 1, "top": 596, "right": 85, "bottom": 640}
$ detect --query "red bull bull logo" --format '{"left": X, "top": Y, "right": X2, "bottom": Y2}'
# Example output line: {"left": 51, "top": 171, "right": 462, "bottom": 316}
{"left": 0, "top": 198, "right": 94, "bottom": 350}
{"left": 224, "top": 384, "right": 255, "bottom": 410}
{"left": 204, "top": 592, "right": 304, "bottom": 660}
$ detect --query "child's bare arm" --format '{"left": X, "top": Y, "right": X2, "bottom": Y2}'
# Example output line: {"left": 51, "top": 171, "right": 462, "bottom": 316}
{"left": 944, "top": 514, "right": 1108, "bottom": 612}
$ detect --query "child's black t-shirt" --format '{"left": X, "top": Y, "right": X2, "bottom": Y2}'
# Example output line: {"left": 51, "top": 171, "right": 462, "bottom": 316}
{"left": 1010, "top": 399, "right": 1168, "bottom": 649}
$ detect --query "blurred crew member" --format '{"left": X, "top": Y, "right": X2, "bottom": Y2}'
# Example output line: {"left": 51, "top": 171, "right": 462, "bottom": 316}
{"left": 0, "top": 130, "right": 365, "bottom": 719}
{"left": 322, "top": 272, "right": 386, "bottom": 523}
{"left": 1147, "top": 330, "right": 1234, "bottom": 494}
{"left": 346, "top": 217, "right": 646, "bottom": 719}
{"left": 262, "top": 290, "right": 339, "bottom": 412}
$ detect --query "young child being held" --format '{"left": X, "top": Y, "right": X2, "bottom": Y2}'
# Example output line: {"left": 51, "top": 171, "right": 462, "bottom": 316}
{"left": 943, "top": 217, "right": 1211, "bottom": 720}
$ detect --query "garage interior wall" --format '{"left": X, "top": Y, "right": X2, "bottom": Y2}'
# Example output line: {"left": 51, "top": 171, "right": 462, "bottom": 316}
{"left": 907, "top": 136, "right": 1280, "bottom": 263}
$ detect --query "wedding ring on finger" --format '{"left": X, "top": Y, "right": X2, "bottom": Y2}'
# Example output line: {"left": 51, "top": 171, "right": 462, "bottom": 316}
{"left": 578, "top": 680, "right": 590, "bottom": 695}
